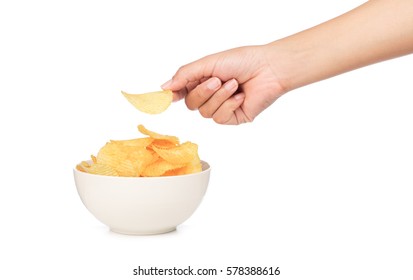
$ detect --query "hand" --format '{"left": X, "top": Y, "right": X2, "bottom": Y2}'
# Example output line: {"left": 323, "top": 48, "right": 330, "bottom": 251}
{"left": 162, "top": 0, "right": 413, "bottom": 125}
{"left": 162, "top": 46, "right": 286, "bottom": 125}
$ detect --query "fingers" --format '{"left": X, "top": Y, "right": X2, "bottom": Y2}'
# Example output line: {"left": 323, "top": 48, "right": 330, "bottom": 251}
{"left": 160, "top": 54, "right": 251, "bottom": 125}
{"left": 212, "top": 93, "right": 246, "bottom": 125}
{"left": 161, "top": 55, "right": 218, "bottom": 101}
{"left": 184, "top": 78, "right": 249, "bottom": 125}
{"left": 198, "top": 79, "right": 238, "bottom": 118}
{"left": 185, "top": 77, "right": 222, "bottom": 110}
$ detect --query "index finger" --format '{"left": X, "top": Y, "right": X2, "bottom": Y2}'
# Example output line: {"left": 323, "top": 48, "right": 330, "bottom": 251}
{"left": 171, "top": 80, "right": 202, "bottom": 102}
{"left": 161, "top": 54, "right": 218, "bottom": 99}
{"left": 166, "top": 78, "right": 210, "bottom": 102}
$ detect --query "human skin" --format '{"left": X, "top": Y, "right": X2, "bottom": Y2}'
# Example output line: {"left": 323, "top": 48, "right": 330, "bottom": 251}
{"left": 162, "top": 0, "right": 413, "bottom": 125}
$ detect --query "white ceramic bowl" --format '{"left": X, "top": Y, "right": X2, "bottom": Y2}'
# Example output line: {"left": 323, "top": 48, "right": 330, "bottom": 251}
{"left": 73, "top": 161, "right": 210, "bottom": 235}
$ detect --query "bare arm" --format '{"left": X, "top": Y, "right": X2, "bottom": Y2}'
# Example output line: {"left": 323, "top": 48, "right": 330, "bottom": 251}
{"left": 270, "top": 0, "right": 413, "bottom": 92}
{"left": 163, "top": 0, "right": 413, "bottom": 125}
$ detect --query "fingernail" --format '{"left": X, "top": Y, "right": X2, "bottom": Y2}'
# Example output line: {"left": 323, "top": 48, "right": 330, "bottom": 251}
{"left": 234, "top": 93, "right": 245, "bottom": 101}
{"left": 224, "top": 79, "right": 237, "bottom": 91}
{"left": 161, "top": 79, "right": 172, "bottom": 89}
{"left": 207, "top": 77, "right": 221, "bottom": 90}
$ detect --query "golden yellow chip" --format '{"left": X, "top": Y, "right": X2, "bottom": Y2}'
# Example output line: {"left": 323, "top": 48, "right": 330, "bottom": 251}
{"left": 110, "top": 137, "right": 153, "bottom": 147}
{"left": 162, "top": 168, "right": 183, "bottom": 176}
{"left": 181, "top": 155, "right": 202, "bottom": 174}
{"left": 127, "top": 148, "right": 157, "bottom": 176}
{"left": 116, "top": 159, "right": 137, "bottom": 177}
{"left": 151, "top": 139, "right": 178, "bottom": 149}
{"left": 77, "top": 124, "right": 201, "bottom": 177}
{"left": 163, "top": 155, "right": 202, "bottom": 176}
{"left": 91, "top": 155, "right": 97, "bottom": 164}
{"left": 141, "top": 158, "right": 185, "bottom": 177}
{"left": 90, "top": 164, "right": 119, "bottom": 176}
{"left": 152, "top": 141, "right": 198, "bottom": 164}
{"left": 122, "top": 90, "right": 173, "bottom": 114}
{"left": 97, "top": 142, "right": 127, "bottom": 168}
{"left": 138, "top": 124, "right": 179, "bottom": 144}
{"left": 79, "top": 162, "right": 119, "bottom": 176}
{"left": 76, "top": 161, "right": 90, "bottom": 172}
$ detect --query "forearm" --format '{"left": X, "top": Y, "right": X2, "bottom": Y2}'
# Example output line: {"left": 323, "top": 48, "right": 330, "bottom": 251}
{"left": 267, "top": 0, "right": 413, "bottom": 92}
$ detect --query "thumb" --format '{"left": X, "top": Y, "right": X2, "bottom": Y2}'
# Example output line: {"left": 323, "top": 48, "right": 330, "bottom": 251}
{"left": 161, "top": 55, "right": 217, "bottom": 100}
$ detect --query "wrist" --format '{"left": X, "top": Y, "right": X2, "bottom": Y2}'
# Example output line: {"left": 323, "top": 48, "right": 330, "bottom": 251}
{"left": 262, "top": 38, "right": 312, "bottom": 93}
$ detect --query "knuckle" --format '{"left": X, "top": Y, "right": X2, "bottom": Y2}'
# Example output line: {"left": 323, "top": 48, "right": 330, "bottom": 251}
{"left": 213, "top": 115, "right": 229, "bottom": 125}
{"left": 175, "top": 65, "right": 187, "bottom": 78}
{"left": 185, "top": 97, "right": 198, "bottom": 111}
{"left": 199, "top": 107, "right": 213, "bottom": 118}
{"left": 244, "top": 114, "right": 255, "bottom": 123}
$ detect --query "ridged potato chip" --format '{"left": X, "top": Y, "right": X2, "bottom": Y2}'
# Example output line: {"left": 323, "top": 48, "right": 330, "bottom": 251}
{"left": 77, "top": 161, "right": 119, "bottom": 176}
{"left": 141, "top": 158, "right": 185, "bottom": 177}
{"left": 110, "top": 137, "right": 153, "bottom": 147}
{"left": 151, "top": 139, "right": 178, "bottom": 149}
{"left": 138, "top": 124, "right": 179, "bottom": 144}
{"left": 152, "top": 141, "right": 198, "bottom": 164}
{"left": 181, "top": 155, "right": 202, "bottom": 174}
{"left": 77, "top": 125, "right": 202, "bottom": 177}
{"left": 122, "top": 90, "right": 173, "bottom": 114}
{"left": 162, "top": 155, "right": 202, "bottom": 176}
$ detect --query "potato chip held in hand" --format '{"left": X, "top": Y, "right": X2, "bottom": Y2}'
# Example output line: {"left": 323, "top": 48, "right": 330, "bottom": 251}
{"left": 76, "top": 125, "right": 202, "bottom": 177}
{"left": 122, "top": 90, "right": 173, "bottom": 114}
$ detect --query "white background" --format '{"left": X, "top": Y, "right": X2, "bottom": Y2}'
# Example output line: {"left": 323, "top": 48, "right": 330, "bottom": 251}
{"left": 1, "top": 0, "right": 412, "bottom": 279}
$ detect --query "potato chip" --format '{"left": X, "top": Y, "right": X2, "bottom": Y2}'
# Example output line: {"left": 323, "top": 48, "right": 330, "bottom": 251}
{"left": 138, "top": 124, "right": 179, "bottom": 144}
{"left": 141, "top": 158, "right": 185, "bottom": 177}
{"left": 77, "top": 124, "right": 201, "bottom": 177}
{"left": 151, "top": 139, "right": 178, "bottom": 149}
{"left": 89, "top": 164, "right": 119, "bottom": 176}
{"left": 122, "top": 90, "right": 173, "bottom": 114}
{"left": 127, "top": 148, "right": 156, "bottom": 176}
{"left": 76, "top": 161, "right": 90, "bottom": 172}
{"left": 180, "top": 154, "right": 202, "bottom": 174}
{"left": 152, "top": 141, "right": 198, "bottom": 164}
{"left": 91, "top": 155, "right": 97, "bottom": 164}
{"left": 163, "top": 155, "right": 202, "bottom": 176}
{"left": 162, "top": 168, "right": 183, "bottom": 176}
{"left": 97, "top": 142, "right": 127, "bottom": 167}
{"left": 78, "top": 162, "right": 119, "bottom": 176}
{"left": 110, "top": 137, "right": 153, "bottom": 147}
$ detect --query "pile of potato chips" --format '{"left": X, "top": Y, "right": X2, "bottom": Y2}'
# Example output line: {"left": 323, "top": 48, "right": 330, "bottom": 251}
{"left": 77, "top": 125, "right": 202, "bottom": 177}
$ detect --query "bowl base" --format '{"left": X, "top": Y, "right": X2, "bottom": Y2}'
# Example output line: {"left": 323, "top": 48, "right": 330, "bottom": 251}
{"left": 110, "top": 227, "right": 176, "bottom": 236}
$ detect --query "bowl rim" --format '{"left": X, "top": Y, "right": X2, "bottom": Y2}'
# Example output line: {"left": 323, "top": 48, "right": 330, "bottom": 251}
{"left": 73, "top": 160, "right": 210, "bottom": 179}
